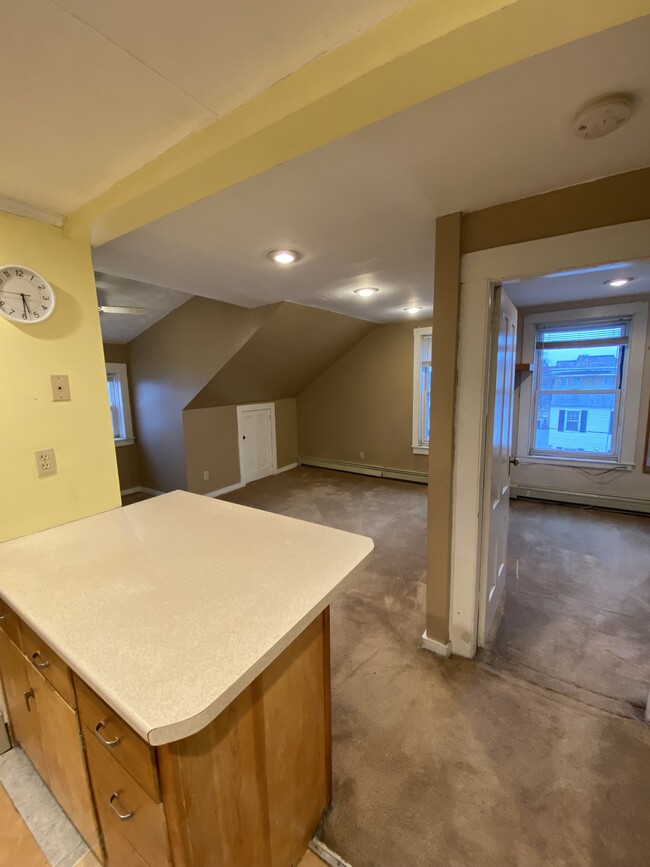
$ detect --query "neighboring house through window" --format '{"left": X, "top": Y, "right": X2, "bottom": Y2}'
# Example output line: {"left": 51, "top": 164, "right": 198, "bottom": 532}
{"left": 106, "top": 362, "right": 134, "bottom": 446}
{"left": 517, "top": 302, "right": 647, "bottom": 465}
{"left": 412, "top": 326, "right": 432, "bottom": 454}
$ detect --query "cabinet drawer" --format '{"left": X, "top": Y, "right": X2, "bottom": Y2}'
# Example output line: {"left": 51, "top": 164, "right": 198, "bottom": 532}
{"left": 75, "top": 676, "right": 160, "bottom": 802}
{"left": 103, "top": 823, "right": 151, "bottom": 867}
{"left": 20, "top": 623, "right": 75, "bottom": 708}
{"left": 84, "top": 726, "right": 171, "bottom": 867}
{"left": 0, "top": 598, "right": 22, "bottom": 649}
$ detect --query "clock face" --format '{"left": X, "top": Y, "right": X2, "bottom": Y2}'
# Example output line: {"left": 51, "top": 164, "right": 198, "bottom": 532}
{"left": 0, "top": 264, "right": 56, "bottom": 325}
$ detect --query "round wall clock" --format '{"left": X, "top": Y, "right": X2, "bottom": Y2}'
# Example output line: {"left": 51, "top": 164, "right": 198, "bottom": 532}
{"left": 0, "top": 264, "right": 56, "bottom": 324}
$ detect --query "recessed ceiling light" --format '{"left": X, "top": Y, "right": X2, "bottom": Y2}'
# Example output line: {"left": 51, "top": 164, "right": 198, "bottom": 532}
{"left": 404, "top": 306, "right": 423, "bottom": 313}
{"left": 354, "top": 287, "right": 379, "bottom": 297}
{"left": 267, "top": 249, "right": 302, "bottom": 265}
{"left": 606, "top": 277, "right": 633, "bottom": 288}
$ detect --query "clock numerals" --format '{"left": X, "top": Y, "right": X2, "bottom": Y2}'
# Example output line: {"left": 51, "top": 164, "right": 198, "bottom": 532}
{"left": 0, "top": 265, "right": 54, "bottom": 324}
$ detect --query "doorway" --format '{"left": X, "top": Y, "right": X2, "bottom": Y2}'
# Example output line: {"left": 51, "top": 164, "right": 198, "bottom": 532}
{"left": 236, "top": 403, "right": 277, "bottom": 485}
{"left": 472, "top": 253, "right": 650, "bottom": 716}
{"left": 448, "top": 219, "right": 650, "bottom": 660}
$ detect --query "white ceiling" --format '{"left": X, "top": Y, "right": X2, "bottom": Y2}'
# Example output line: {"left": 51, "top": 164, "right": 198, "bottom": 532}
{"left": 504, "top": 259, "right": 650, "bottom": 309}
{"left": 93, "top": 18, "right": 650, "bottom": 323}
{"left": 96, "top": 274, "right": 189, "bottom": 344}
{"left": 0, "top": 0, "right": 415, "bottom": 213}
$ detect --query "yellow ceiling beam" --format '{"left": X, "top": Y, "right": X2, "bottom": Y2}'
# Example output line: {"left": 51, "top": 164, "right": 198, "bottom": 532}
{"left": 65, "top": 0, "right": 650, "bottom": 246}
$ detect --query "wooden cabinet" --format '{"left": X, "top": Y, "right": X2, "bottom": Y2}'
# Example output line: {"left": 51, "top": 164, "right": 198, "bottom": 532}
{"left": 0, "top": 630, "right": 49, "bottom": 785}
{"left": 0, "top": 602, "right": 332, "bottom": 867}
{"left": 0, "top": 614, "right": 102, "bottom": 862}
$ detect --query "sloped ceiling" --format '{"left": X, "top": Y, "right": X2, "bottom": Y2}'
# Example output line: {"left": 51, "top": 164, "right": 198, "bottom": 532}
{"left": 187, "top": 302, "right": 374, "bottom": 409}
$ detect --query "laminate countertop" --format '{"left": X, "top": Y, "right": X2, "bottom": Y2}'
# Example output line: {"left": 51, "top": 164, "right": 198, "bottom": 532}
{"left": 0, "top": 491, "right": 373, "bottom": 745}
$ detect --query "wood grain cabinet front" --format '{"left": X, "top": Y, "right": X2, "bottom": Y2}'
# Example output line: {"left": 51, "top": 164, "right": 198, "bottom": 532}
{"left": 0, "top": 629, "right": 102, "bottom": 862}
{"left": 20, "top": 621, "right": 76, "bottom": 708}
{"left": 84, "top": 728, "right": 172, "bottom": 867}
{"left": 74, "top": 675, "right": 160, "bottom": 802}
{"left": 0, "top": 598, "right": 23, "bottom": 648}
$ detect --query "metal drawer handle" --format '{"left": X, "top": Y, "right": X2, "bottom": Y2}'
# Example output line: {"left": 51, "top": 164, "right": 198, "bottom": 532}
{"left": 109, "top": 792, "right": 134, "bottom": 821}
{"left": 24, "top": 689, "right": 35, "bottom": 711}
{"left": 0, "top": 614, "right": 6, "bottom": 622}
{"left": 31, "top": 651, "right": 50, "bottom": 670}
{"left": 95, "top": 720, "right": 120, "bottom": 747}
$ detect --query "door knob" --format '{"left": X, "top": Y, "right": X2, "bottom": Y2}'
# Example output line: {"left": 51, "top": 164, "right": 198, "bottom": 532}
{"left": 509, "top": 456, "right": 519, "bottom": 467}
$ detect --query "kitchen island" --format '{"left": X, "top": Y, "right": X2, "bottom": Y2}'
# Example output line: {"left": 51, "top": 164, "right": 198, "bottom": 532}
{"left": 0, "top": 491, "right": 373, "bottom": 866}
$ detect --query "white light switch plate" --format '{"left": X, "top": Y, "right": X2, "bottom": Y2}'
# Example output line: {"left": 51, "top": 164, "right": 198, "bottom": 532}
{"left": 51, "top": 375, "right": 71, "bottom": 401}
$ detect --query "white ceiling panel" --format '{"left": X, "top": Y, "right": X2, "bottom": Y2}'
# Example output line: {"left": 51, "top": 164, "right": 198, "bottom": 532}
{"left": 96, "top": 274, "right": 190, "bottom": 343}
{"left": 505, "top": 260, "right": 650, "bottom": 308}
{"left": 1, "top": 0, "right": 213, "bottom": 213}
{"left": 53, "top": 0, "right": 416, "bottom": 116}
{"left": 94, "top": 19, "right": 650, "bottom": 322}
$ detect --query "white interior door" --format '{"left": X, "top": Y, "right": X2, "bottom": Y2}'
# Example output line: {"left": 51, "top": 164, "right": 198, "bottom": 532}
{"left": 237, "top": 404, "right": 276, "bottom": 484}
{"left": 478, "top": 287, "right": 518, "bottom": 645}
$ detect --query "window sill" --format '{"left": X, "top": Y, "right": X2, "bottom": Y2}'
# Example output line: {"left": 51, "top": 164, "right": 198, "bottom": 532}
{"left": 412, "top": 446, "right": 429, "bottom": 455}
{"left": 114, "top": 437, "right": 135, "bottom": 448}
{"left": 519, "top": 454, "right": 633, "bottom": 471}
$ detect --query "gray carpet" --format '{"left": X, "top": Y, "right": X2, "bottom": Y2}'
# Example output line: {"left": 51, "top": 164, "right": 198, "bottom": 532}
{"left": 224, "top": 468, "right": 650, "bottom": 867}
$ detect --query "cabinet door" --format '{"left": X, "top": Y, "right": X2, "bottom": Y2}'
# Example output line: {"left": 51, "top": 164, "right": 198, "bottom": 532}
{"left": 31, "top": 667, "right": 103, "bottom": 862}
{"left": 0, "top": 630, "right": 49, "bottom": 785}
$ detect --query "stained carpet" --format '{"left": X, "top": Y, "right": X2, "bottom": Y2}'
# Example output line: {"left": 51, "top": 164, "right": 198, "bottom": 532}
{"left": 223, "top": 467, "right": 650, "bottom": 867}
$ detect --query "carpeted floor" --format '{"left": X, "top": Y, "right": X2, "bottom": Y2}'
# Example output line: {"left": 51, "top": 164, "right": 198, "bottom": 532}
{"left": 223, "top": 467, "right": 650, "bottom": 867}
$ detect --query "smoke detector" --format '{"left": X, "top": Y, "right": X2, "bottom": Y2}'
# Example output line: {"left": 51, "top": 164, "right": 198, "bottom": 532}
{"left": 573, "top": 94, "right": 633, "bottom": 140}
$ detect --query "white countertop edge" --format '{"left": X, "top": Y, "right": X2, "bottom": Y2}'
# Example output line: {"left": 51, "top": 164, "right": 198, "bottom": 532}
{"left": 5, "top": 551, "right": 372, "bottom": 746}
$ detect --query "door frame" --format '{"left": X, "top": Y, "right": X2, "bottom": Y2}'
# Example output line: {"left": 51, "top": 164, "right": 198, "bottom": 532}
{"left": 236, "top": 402, "right": 277, "bottom": 485}
{"left": 448, "top": 218, "right": 650, "bottom": 659}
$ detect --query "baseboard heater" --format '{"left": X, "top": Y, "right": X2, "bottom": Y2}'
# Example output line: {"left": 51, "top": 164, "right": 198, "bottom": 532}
{"left": 299, "top": 456, "right": 427, "bottom": 485}
{"left": 511, "top": 484, "right": 650, "bottom": 515}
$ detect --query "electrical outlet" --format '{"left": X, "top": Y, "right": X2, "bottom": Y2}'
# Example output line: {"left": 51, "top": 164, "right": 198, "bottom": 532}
{"left": 203, "top": 470, "right": 210, "bottom": 481}
{"left": 360, "top": 451, "right": 365, "bottom": 460}
{"left": 35, "top": 448, "right": 57, "bottom": 478}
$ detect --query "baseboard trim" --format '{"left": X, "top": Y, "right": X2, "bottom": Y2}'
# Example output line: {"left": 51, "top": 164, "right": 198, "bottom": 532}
{"left": 121, "top": 486, "right": 164, "bottom": 497}
{"left": 275, "top": 462, "right": 298, "bottom": 474}
{"left": 119, "top": 486, "right": 141, "bottom": 497}
{"left": 300, "top": 456, "right": 427, "bottom": 485}
{"left": 511, "top": 484, "right": 650, "bottom": 515}
{"left": 206, "top": 481, "right": 245, "bottom": 498}
{"left": 420, "top": 631, "right": 452, "bottom": 658}
{"left": 309, "top": 838, "right": 352, "bottom": 867}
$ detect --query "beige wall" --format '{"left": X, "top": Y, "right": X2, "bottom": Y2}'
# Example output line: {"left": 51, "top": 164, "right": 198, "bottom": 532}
{"left": 103, "top": 342, "right": 141, "bottom": 491}
{"left": 188, "top": 303, "right": 373, "bottom": 409}
{"left": 183, "top": 398, "right": 299, "bottom": 495}
{"left": 512, "top": 295, "right": 650, "bottom": 504}
{"left": 0, "top": 213, "right": 120, "bottom": 542}
{"left": 130, "top": 299, "right": 370, "bottom": 493}
{"left": 297, "top": 318, "right": 431, "bottom": 474}
{"left": 275, "top": 398, "right": 299, "bottom": 469}
{"left": 128, "top": 297, "right": 274, "bottom": 492}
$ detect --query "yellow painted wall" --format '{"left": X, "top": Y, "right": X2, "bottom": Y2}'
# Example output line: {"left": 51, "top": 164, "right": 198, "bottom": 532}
{"left": 0, "top": 212, "right": 121, "bottom": 542}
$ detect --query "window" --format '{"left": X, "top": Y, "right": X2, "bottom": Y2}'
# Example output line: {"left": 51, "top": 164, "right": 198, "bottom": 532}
{"left": 412, "top": 327, "right": 432, "bottom": 453}
{"left": 106, "top": 362, "right": 134, "bottom": 446}
{"left": 517, "top": 302, "right": 648, "bottom": 466}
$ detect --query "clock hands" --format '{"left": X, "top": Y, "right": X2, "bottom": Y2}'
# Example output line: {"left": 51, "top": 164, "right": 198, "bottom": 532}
{"left": 20, "top": 293, "right": 31, "bottom": 319}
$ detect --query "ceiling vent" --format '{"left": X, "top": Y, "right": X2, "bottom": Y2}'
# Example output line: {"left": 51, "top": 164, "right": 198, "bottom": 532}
{"left": 573, "top": 94, "right": 633, "bottom": 140}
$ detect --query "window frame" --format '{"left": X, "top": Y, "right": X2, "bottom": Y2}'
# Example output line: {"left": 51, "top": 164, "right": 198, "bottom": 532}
{"left": 106, "top": 362, "right": 134, "bottom": 447}
{"left": 412, "top": 326, "right": 432, "bottom": 454}
{"left": 517, "top": 302, "right": 648, "bottom": 468}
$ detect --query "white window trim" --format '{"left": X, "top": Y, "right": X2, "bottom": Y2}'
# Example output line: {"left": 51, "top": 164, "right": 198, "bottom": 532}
{"left": 106, "top": 362, "right": 135, "bottom": 447}
{"left": 517, "top": 301, "right": 647, "bottom": 467}
{"left": 412, "top": 326, "right": 432, "bottom": 454}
